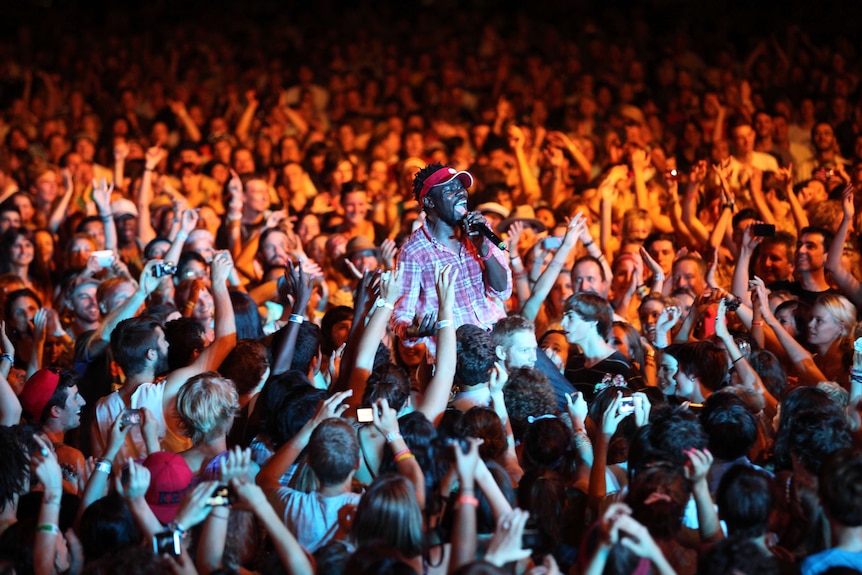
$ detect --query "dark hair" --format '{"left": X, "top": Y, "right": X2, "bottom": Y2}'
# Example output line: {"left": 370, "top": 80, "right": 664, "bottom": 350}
{"left": 773, "top": 387, "right": 841, "bottom": 472}
{"left": 700, "top": 393, "right": 758, "bottom": 461}
{"left": 164, "top": 317, "right": 207, "bottom": 371}
{"left": 784, "top": 406, "right": 851, "bottom": 475}
{"left": 461, "top": 407, "right": 506, "bottom": 461}
{"left": 716, "top": 465, "right": 775, "bottom": 538}
{"left": 412, "top": 162, "right": 443, "bottom": 202}
{"left": 572, "top": 255, "right": 608, "bottom": 282}
{"left": 699, "top": 537, "right": 781, "bottom": 575}
{"left": 363, "top": 363, "right": 411, "bottom": 412}
{"left": 732, "top": 208, "right": 758, "bottom": 229}
{"left": 799, "top": 225, "right": 834, "bottom": 252}
{"left": 4, "top": 288, "right": 42, "bottom": 328}
{"left": 455, "top": 324, "right": 496, "bottom": 387}
{"left": 626, "top": 463, "right": 689, "bottom": 540}
{"left": 320, "top": 306, "right": 353, "bottom": 355}
{"left": 78, "top": 492, "right": 142, "bottom": 562}
{"left": 285, "top": 321, "right": 321, "bottom": 375}
{"left": 307, "top": 418, "right": 359, "bottom": 486}
{"left": 143, "top": 236, "right": 171, "bottom": 260}
{"left": 820, "top": 449, "right": 862, "bottom": 527}
{"left": 0, "top": 426, "right": 30, "bottom": 513}
{"left": 643, "top": 232, "right": 677, "bottom": 252}
{"left": 503, "top": 367, "right": 557, "bottom": 442}
{"left": 564, "top": 291, "right": 613, "bottom": 339}
{"left": 218, "top": 339, "right": 269, "bottom": 396}
{"left": 675, "top": 340, "right": 728, "bottom": 394}
{"left": 747, "top": 350, "right": 788, "bottom": 400}
{"left": 176, "top": 250, "right": 208, "bottom": 279}
{"left": 268, "top": 381, "right": 324, "bottom": 448}
{"left": 111, "top": 318, "right": 163, "bottom": 376}
{"left": 628, "top": 406, "right": 708, "bottom": 477}
{"left": 229, "top": 290, "right": 264, "bottom": 340}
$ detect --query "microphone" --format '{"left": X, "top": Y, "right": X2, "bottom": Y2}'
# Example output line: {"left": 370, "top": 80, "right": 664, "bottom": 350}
{"left": 468, "top": 220, "right": 508, "bottom": 251}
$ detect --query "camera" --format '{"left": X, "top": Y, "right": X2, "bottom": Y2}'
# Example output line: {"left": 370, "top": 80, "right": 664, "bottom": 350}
{"left": 152, "top": 261, "right": 178, "bottom": 278}
{"left": 121, "top": 408, "right": 142, "bottom": 427}
{"left": 152, "top": 530, "right": 182, "bottom": 556}
{"left": 206, "top": 484, "right": 236, "bottom": 506}
{"left": 356, "top": 407, "right": 374, "bottom": 423}
{"left": 542, "top": 236, "right": 563, "bottom": 250}
{"left": 752, "top": 223, "right": 775, "bottom": 237}
{"left": 92, "top": 250, "right": 115, "bottom": 268}
{"left": 432, "top": 436, "right": 470, "bottom": 462}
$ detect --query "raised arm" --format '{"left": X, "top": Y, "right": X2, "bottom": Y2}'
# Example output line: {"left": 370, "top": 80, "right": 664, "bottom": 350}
{"left": 507, "top": 125, "right": 541, "bottom": 206}
{"left": 48, "top": 169, "right": 75, "bottom": 235}
{"left": 92, "top": 177, "right": 118, "bottom": 253}
{"left": 113, "top": 141, "right": 128, "bottom": 193}
{"left": 373, "top": 398, "right": 425, "bottom": 509}
{"left": 137, "top": 146, "right": 166, "bottom": 245}
{"left": 827, "top": 186, "right": 862, "bottom": 307}
{"left": 418, "top": 265, "right": 458, "bottom": 424}
{"left": 87, "top": 260, "right": 160, "bottom": 357}
{"left": 271, "top": 260, "right": 315, "bottom": 375}
{"left": 0, "top": 323, "right": 21, "bottom": 425}
{"left": 168, "top": 99, "right": 202, "bottom": 143}
{"left": 681, "top": 161, "right": 711, "bottom": 247}
{"left": 234, "top": 90, "right": 259, "bottom": 145}
{"left": 165, "top": 252, "right": 237, "bottom": 404}
{"left": 257, "top": 390, "right": 352, "bottom": 490}
{"left": 731, "top": 223, "right": 761, "bottom": 306}
{"left": 521, "top": 213, "right": 583, "bottom": 320}
{"left": 448, "top": 438, "right": 482, "bottom": 573}
{"left": 631, "top": 148, "right": 673, "bottom": 233}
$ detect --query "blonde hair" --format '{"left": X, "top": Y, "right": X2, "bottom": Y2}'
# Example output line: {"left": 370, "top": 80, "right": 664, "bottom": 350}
{"left": 814, "top": 293, "right": 857, "bottom": 348}
{"left": 176, "top": 372, "right": 239, "bottom": 445}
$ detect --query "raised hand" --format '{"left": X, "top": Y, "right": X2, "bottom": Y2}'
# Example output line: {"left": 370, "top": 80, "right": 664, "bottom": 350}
{"left": 309, "top": 390, "right": 352, "bottom": 429}
{"left": 601, "top": 392, "right": 631, "bottom": 437}
{"left": 380, "top": 238, "right": 398, "bottom": 270}
{"left": 507, "top": 124, "right": 525, "bottom": 151}
{"left": 566, "top": 390, "right": 588, "bottom": 429}
{"left": 210, "top": 250, "right": 233, "bottom": 286}
{"left": 381, "top": 264, "right": 405, "bottom": 307}
{"left": 489, "top": 360, "right": 508, "bottom": 395}
{"left": 683, "top": 447, "right": 713, "bottom": 484}
{"left": 484, "top": 508, "right": 532, "bottom": 567}
{"left": 506, "top": 221, "right": 525, "bottom": 254}
{"left": 113, "top": 141, "right": 130, "bottom": 163}
{"left": 145, "top": 145, "right": 165, "bottom": 171}
{"left": 407, "top": 310, "right": 438, "bottom": 338}
{"left": 434, "top": 263, "right": 457, "bottom": 315}
{"left": 92, "top": 178, "right": 115, "bottom": 214}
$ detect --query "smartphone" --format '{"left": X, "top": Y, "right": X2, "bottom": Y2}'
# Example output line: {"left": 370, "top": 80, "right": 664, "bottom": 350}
{"left": 121, "top": 408, "right": 142, "bottom": 427}
{"left": 92, "top": 250, "right": 115, "bottom": 268}
{"left": 618, "top": 397, "right": 636, "bottom": 415}
{"left": 543, "top": 236, "right": 563, "bottom": 250}
{"left": 153, "top": 261, "right": 178, "bottom": 278}
{"left": 752, "top": 223, "right": 775, "bottom": 237}
{"left": 206, "top": 484, "right": 236, "bottom": 506}
{"left": 356, "top": 407, "right": 374, "bottom": 423}
{"left": 152, "top": 530, "right": 182, "bottom": 556}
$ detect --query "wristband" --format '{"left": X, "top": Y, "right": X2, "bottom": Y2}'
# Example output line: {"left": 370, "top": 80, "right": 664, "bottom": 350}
{"left": 375, "top": 297, "right": 395, "bottom": 311}
{"left": 289, "top": 314, "right": 304, "bottom": 325}
{"left": 751, "top": 321, "right": 764, "bottom": 327}
{"left": 456, "top": 495, "right": 479, "bottom": 507}
{"left": 0, "top": 353, "right": 12, "bottom": 364}
{"left": 386, "top": 431, "right": 403, "bottom": 443}
{"left": 582, "top": 240, "right": 594, "bottom": 247}
{"left": 654, "top": 273, "right": 665, "bottom": 282}
{"left": 732, "top": 356, "right": 744, "bottom": 365}
{"left": 95, "top": 459, "right": 112, "bottom": 474}
{"left": 436, "top": 320, "right": 453, "bottom": 330}
{"left": 100, "top": 213, "right": 114, "bottom": 220}
{"left": 510, "top": 255, "right": 521, "bottom": 263}
{"left": 37, "top": 523, "right": 60, "bottom": 535}
{"left": 395, "top": 452, "right": 416, "bottom": 463}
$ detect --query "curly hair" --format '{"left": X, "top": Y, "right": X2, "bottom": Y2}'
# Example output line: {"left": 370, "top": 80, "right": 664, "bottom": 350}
{"left": 502, "top": 367, "right": 557, "bottom": 442}
{"left": 411, "top": 162, "right": 443, "bottom": 202}
{"left": 455, "top": 324, "right": 496, "bottom": 387}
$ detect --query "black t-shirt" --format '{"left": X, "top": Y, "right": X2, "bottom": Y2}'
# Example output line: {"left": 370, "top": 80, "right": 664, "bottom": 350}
{"left": 766, "top": 280, "right": 840, "bottom": 307}
{"left": 564, "top": 350, "right": 645, "bottom": 402}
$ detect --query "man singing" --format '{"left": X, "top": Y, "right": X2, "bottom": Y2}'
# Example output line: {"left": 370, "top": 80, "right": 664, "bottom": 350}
{"left": 392, "top": 163, "right": 512, "bottom": 358}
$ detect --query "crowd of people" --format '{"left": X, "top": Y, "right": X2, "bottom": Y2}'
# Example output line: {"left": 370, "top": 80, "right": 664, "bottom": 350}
{"left": 0, "top": 1, "right": 862, "bottom": 574}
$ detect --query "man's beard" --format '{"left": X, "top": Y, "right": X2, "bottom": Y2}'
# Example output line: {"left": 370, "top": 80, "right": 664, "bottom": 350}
{"left": 154, "top": 351, "right": 170, "bottom": 377}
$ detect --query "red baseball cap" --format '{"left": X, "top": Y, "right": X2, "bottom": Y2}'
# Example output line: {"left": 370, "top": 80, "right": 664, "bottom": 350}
{"left": 19, "top": 369, "right": 61, "bottom": 422}
{"left": 418, "top": 166, "right": 473, "bottom": 202}
{"left": 143, "top": 452, "right": 194, "bottom": 524}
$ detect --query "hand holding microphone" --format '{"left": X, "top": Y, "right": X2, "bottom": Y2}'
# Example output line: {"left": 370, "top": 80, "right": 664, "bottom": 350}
{"left": 464, "top": 211, "right": 508, "bottom": 251}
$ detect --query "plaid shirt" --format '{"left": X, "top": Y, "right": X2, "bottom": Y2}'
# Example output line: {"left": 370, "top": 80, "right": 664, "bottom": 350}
{"left": 392, "top": 224, "right": 511, "bottom": 359}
